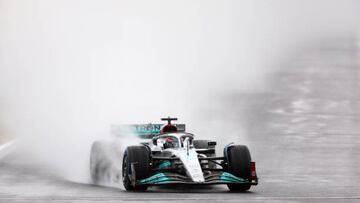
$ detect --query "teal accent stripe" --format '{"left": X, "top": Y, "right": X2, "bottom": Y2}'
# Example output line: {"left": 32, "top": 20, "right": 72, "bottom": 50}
{"left": 138, "top": 172, "right": 249, "bottom": 185}
{"left": 138, "top": 173, "right": 169, "bottom": 184}
{"left": 155, "top": 162, "right": 171, "bottom": 170}
{"left": 220, "top": 172, "right": 247, "bottom": 183}
{"left": 131, "top": 124, "right": 162, "bottom": 136}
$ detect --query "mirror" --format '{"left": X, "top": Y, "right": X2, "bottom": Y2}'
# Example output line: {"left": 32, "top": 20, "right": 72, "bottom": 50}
{"left": 157, "top": 138, "right": 164, "bottom": 149}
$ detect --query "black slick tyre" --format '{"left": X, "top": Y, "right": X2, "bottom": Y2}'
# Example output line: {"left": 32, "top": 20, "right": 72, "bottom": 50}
{"left": 90, "top": 141, "right": 111, "bottom": 184}
{"left": 225, "top": 145, "right": 252, "bottom": 191}
{"left": 122, "top": 145, "right": 150, "bottom": 191}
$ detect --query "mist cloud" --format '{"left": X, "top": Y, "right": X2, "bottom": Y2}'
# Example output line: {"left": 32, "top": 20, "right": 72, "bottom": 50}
{"left": 0, "top": 0, "right": 359, "bottom": 183}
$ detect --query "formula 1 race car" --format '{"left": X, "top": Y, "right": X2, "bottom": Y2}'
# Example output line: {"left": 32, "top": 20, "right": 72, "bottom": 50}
{"left": 90, "top": 117, "right": 258, "bottom": 192}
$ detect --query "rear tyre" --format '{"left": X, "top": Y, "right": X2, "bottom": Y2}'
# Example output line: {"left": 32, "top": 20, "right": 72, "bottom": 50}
{"left": 122, "top": 146, "right": 150, "bottom": 191}
{"left": 90, "top": 141, "right": 111, "bottom": 184}
{"left": 90, "top": 141, "right": 121, "bottom": 185}
{"left": 225, "top": 145, "right": 252, "bottom": 191}
{"left": 193, "top": 140, "right": 213, "bottom": 149}
{"left": 193, "top": 140, "right": 216, "bottom": 169}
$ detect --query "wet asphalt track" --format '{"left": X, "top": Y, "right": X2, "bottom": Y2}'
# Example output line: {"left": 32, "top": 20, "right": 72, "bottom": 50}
{"left": 1, "top": 40, "right": 360, "bottom": 202}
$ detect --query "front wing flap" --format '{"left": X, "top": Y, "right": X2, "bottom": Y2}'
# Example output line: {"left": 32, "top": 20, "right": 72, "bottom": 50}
{"left": 137, "top": 172, "right": 257, "bottom": 186}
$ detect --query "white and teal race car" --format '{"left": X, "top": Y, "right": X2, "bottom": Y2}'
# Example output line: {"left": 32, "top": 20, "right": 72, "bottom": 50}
{"left": 90, "top": 117, "right": 258, "bottom": 191}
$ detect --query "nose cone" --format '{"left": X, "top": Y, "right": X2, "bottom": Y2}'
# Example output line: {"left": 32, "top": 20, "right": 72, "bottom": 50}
{"left": 177, "top": 149, "right": 205, "bottom": 182}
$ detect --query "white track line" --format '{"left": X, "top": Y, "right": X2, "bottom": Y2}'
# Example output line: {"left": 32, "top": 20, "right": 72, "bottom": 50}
{"left": 0, "top": 140, "right": 15, "bottom": 159}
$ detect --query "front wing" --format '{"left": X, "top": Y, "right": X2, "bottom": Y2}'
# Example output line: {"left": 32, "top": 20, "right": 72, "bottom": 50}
{"left": 136, "top": 171, "right": 258, "bottom": 186}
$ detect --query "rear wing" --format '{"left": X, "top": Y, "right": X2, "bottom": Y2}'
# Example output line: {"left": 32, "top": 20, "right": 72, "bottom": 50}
{"left": 111, "top": 124, "right": 186, "bottom": 139}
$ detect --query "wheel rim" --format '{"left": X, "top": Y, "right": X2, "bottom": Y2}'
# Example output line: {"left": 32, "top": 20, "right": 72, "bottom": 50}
{"left": 122, "top": 154, "right": 127, "bottom": 183}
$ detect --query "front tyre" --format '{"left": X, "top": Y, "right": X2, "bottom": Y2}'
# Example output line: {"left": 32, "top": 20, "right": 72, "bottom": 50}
{"left": 225, "top": 145, "right": 252, "bottom": 191}
{"left": 122, "top": 146, "right": 150, "bottom": 191}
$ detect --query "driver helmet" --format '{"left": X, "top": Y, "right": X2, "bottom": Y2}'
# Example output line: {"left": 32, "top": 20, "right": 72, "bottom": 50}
{"left": 163, "top": 137, "right": 178, "bottom": 148}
